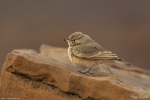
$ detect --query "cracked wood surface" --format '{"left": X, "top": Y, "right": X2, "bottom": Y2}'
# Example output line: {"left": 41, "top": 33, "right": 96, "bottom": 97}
{"left": 1, "top": 44, "right": 150, "bottom": 100}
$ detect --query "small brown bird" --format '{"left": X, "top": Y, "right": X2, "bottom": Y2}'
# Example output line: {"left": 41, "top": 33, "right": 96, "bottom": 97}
{"left": 64, "top": 32, "right": 130, "bottom": 75}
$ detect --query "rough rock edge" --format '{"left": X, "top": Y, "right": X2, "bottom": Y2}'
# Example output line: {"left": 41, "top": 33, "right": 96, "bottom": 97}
{"left": 11, "top": 72, "right": 82, "bottom": 99}
{"left": 1, "top": 47, "right": 150, "bottom": 100}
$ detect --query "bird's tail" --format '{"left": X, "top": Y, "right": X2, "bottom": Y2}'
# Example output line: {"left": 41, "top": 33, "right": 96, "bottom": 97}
{"left": 113, "top": 58, "right": 132, "bottom": 66}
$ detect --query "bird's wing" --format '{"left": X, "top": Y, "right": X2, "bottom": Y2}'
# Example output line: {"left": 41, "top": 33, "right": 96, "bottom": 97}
{"left": 72, "top": 43, "right": 118, "bottom": 60}
{"left": 91, "top": 50, "right": 118, "bottom": 60}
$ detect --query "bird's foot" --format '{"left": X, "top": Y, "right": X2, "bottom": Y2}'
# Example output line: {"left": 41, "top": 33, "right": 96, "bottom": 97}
{"left": 78, "top": 69, "right": 93, "bottom": 76}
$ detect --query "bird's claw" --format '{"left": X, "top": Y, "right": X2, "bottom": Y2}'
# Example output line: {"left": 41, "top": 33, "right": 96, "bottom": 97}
{"left": 78, "top": 70, "right": 93, "bottom": 76}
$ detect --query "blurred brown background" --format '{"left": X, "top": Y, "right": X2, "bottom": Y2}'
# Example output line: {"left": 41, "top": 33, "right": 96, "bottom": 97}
{"left": 0, "top": 0, "right": 150, "bottom": 73}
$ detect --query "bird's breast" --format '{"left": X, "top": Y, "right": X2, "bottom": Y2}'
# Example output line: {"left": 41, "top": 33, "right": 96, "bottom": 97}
{"left": 68, "top": 47, "right": 73, "bottom": 62}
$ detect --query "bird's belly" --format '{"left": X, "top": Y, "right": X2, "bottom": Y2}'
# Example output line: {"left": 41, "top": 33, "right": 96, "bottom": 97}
{"left": 72, "top": 55, "right": 100, "bottom": 68}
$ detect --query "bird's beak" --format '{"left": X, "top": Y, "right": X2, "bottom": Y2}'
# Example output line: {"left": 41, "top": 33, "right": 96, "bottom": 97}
{"left": 64, "top": 38, "right": 70, "bottom": 42}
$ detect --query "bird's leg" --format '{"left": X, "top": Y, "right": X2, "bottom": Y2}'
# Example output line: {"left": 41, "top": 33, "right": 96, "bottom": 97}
{"left": 78, "top": 68, "right": 93, "bottom": 76}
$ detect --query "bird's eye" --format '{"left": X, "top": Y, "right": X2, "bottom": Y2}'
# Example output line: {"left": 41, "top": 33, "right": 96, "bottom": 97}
{"left": 72, "top": 39, "right": 75, "bottom": 42}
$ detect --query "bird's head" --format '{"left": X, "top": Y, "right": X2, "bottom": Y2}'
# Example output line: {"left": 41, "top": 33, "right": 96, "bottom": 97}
{"left": 64, "top": 32, "right": 91, "bottom": 46}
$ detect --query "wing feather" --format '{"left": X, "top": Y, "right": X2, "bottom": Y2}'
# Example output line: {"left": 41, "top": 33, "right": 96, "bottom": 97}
{"left": 72, "top": 42, "right": 118, "bottom": 60}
